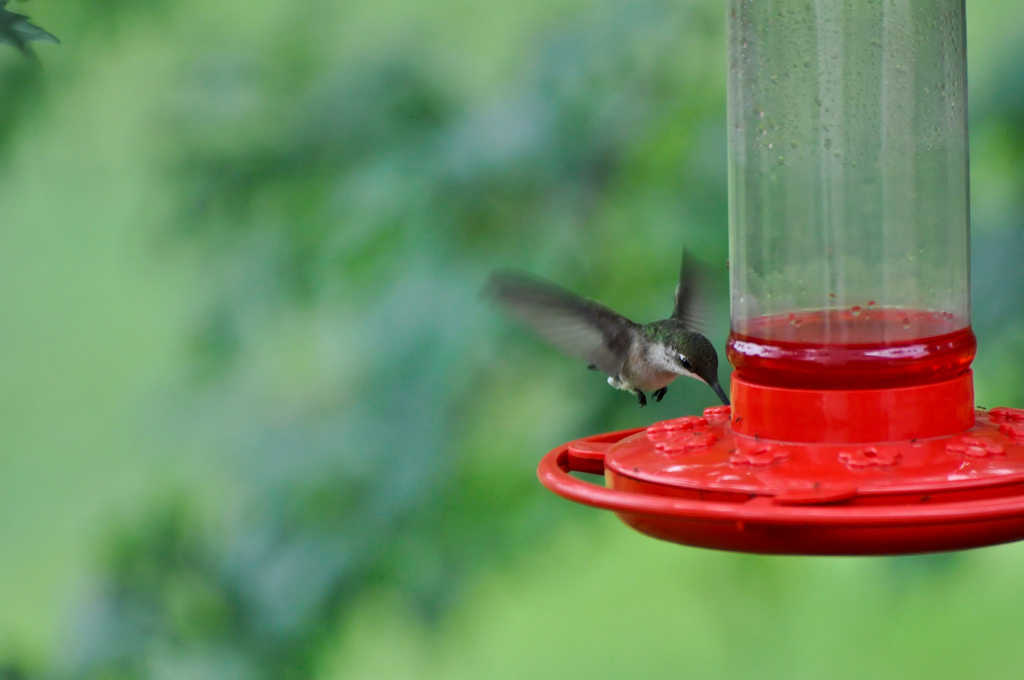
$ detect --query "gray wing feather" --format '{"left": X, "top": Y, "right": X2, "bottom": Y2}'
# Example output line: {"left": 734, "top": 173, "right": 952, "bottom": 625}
{"left": 672, "top": 249, "right": 711, "bottom": 333}
{"left": 486, "top": 272, "right": 637, "bottom": 378}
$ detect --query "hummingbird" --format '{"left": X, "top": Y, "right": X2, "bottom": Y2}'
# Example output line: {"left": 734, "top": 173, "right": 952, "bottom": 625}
{"left": 487, "top": 249, "right": 729, "bottom": 407}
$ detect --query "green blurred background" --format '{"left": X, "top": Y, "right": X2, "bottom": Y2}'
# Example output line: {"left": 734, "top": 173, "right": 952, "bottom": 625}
{"left": 2, "top": 0, "right": 1024, "bottom": 678}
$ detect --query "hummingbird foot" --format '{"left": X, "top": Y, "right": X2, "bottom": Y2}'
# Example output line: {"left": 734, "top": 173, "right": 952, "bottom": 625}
{"left": 652, "top": 387, "right": 667, "bottom": 402}
{"left": 635, "top": 390, "right": 648, "bottom": 407}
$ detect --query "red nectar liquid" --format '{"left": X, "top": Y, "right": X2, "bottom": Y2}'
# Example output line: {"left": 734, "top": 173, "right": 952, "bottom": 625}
{"left": 727, "top": 307, "right": 976, "bottom": 390}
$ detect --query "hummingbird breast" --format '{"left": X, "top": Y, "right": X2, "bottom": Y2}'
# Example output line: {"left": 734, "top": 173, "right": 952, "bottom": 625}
{"left": 621, "top": 344, "right": 679, "bottom": 392}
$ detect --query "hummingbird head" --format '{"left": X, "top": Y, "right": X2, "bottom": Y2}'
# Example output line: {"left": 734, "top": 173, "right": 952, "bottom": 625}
{"left": 645, "top": 321, "right": 729, "bottom": 405}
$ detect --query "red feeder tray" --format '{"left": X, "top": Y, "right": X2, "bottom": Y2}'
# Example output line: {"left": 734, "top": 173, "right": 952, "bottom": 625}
{"left": 538, "top": 373, "right": 1024, "bottom": 555}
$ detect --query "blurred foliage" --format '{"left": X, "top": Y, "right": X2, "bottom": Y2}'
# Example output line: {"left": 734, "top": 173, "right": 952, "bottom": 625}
{"left": 1, "top": 0, "right": 1023, "bottom": 679}
{"left": 6, "top": 1, "right": 728, "bottom": 678}
{"left": 0, "top": 0, "right": 57, "bottom": 153}
{"left": 968, "top": 35, "right": 1024, "bottom": 405}
{"left": 0, "top": 58, "right": 43, "bottom": 149}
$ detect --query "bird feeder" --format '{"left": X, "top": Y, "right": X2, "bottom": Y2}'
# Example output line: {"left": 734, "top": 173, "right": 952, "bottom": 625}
{"left": 538, "top": 0, "right": 1024, "bottom": 555}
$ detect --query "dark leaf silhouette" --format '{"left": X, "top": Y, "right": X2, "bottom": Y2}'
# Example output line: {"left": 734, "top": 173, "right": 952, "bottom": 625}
{"left": 0, "top": 0, "right": 58, "bottom": 58}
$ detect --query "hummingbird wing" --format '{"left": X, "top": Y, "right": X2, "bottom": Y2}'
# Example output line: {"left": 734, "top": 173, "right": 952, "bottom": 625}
{"left": 486, "top": 272, "right": 638, "bottom": 378}
{"left": 671, "top": 249, "right": 711, "bottom": 333}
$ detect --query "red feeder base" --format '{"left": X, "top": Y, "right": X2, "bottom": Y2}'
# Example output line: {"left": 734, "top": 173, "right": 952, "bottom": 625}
{"left": 538, "top": 372, "right": 1024, "bottom": 555}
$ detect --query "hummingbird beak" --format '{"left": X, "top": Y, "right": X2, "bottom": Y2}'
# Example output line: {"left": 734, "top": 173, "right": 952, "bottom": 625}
{"left": 709, "top": 381, "right": 730, "bottom": 406}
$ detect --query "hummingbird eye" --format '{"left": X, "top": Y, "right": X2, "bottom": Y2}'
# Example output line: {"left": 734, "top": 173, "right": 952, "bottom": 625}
{"left": 678, "top": 355, "right": 694, "bottom": 372}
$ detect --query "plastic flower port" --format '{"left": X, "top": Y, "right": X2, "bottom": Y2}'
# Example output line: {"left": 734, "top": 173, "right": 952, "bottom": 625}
{"left": 989, "top": 408, "right": 1024, "bottom": 440}
{"left": 702, "top": 405, "right": 732, "bottom": 423}
{"left": 945, "top": 436, "right": 1005, "bottom": 458}
{"left": 646, "top": 416, "right": 716, "bottom": 454}
{"left": 988, "top": 407, "right": 1024, "bottom": 424}
{"left": 729, "top": 443, "right": 788, "bottom": 467}
{"left": 838, "top": 447, "right": 901, "bottom": 469}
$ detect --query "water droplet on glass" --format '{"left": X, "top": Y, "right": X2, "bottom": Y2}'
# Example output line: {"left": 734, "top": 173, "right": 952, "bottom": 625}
{"left": 851, "top": 306, "right": 862, "bottom": 317}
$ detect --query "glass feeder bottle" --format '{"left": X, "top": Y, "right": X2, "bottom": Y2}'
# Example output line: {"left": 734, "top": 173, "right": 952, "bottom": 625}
{"left": 725, "top": 0, "right": 975, "bottom": 393}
